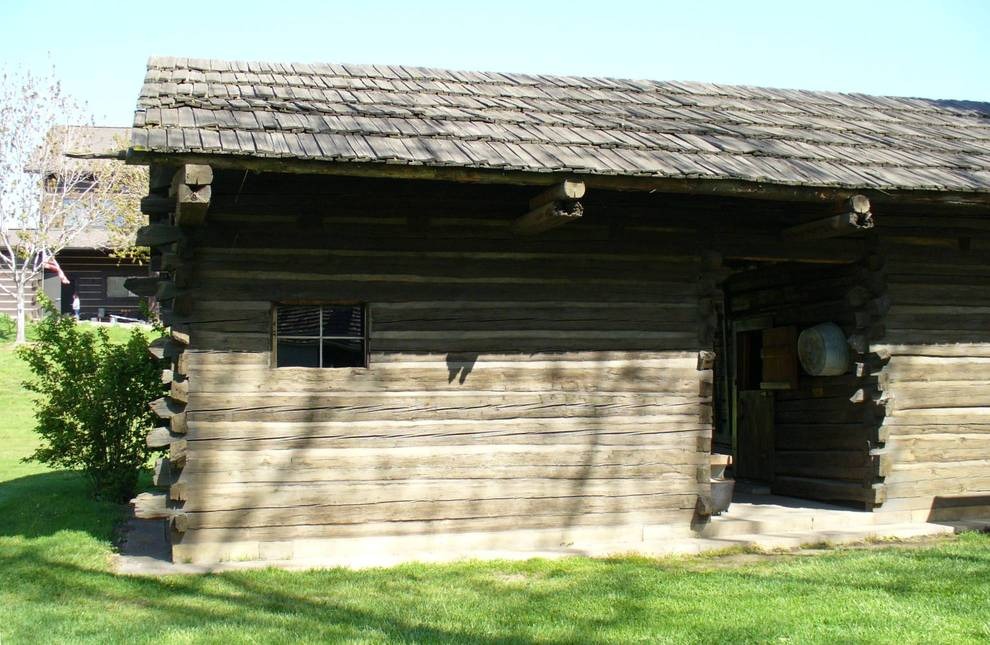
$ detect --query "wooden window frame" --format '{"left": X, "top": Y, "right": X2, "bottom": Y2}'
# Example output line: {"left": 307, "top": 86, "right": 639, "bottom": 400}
{"left": 271, "top": 302, "right": 369, "bottom": 369}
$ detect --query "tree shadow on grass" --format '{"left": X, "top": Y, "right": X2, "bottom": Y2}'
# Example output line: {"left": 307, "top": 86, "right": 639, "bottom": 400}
{"left": 0, "top": 544, "right": 578, "bottom": 643}
{"left": 3, "top": 534, "right": 989, "bottom": 643}
{"left": 0, "top": 470, "right": 123, "bottom": 540}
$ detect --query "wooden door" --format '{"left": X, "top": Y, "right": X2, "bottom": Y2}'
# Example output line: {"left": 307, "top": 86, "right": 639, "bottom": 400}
{"left": 736, "top": 390, "right": 775, "bottom": 481}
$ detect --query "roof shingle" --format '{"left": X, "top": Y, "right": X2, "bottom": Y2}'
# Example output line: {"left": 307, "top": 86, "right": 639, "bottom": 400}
{"left": 131, "top": 56, "right": 990, "bottom": 193}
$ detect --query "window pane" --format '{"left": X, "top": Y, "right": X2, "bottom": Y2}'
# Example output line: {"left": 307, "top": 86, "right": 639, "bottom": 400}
{"left": 278, "top": 306, "right": 320, "bottom": 337}
{"left": 322, "top": 339, "right": 365, "bottom": 367}
{"left": 323, "top": 305, "right": 364, "bottom": 338}
{"left": 277, "top": 338, "right": 320, "bottom": 367}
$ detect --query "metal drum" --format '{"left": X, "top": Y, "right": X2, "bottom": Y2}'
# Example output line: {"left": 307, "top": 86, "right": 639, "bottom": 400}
{"left": 798, "top": 322, "right": 850, "bottom": 376}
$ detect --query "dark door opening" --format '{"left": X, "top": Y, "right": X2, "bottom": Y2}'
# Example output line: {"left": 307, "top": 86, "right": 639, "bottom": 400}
{"left": 60, "top": 280, "right": 75, "bottom": 315}
{"left": 734, "top": 329, "right": 775, "bottom": 482}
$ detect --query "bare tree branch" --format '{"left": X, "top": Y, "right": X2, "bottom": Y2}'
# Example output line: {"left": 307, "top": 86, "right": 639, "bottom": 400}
{"left": 0, "top": 65, "right": 145, "bottom": 342}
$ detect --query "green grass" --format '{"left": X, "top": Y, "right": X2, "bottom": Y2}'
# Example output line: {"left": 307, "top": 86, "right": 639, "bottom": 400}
{"left": 1, "top": 328, "right": 990, "bottom": 643}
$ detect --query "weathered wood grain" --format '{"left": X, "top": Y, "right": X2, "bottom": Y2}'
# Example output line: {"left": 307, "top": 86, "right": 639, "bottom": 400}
{"left": 179, "top": 491, "right": 700, "bottom": 529}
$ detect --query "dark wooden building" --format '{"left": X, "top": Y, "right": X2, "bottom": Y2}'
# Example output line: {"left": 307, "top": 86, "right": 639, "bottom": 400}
{"left": 51, "top": 228, "right": 146, "bottom": 320}
{"left": 127, "top": 57, "right": 990, "bottom": 564}
{"left": 1, "top": 228, "right": 145, "bottom": 322}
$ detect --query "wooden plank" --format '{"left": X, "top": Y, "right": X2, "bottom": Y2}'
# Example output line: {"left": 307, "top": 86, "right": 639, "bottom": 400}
{"left": 123, "top": 276, "right": 159, "bottom": 298}
{"left": 131, "top": 492, "right": 176, "bottom": 519}
{"left": 180, "top": 460, "right": 697, "bottom": 486}
{"left": 176, "top": 491, "right": 700, "bottom": 529}
{"left": 883, "top": 423, "right": 990, "bottom": 435}
{"left": 775, "top": 423, "right": 885, "bottom": 450}
{"left": 153, "top": 458, "right": 178, "bottom": 487}
{"left": 874, "top": 343, "right": 990, "bottom": 358}
{"left": 183, "top": 350, "right": 698, "bottom": 369}
{"left": 173, "top": 507, "right": 697, "bottom": 546}
{"left": 148, "top": 164, "right": 177, "bottom": 192}
{"left": 170, "top": 411, "right": 188, "bottom": 435}
{"left": 883, "top": 460, "right": 990, "bottom": 483}
{"left": 148, "top": 337, "right": 183, "bottom": 360}
{"left": 170, "top": 378, "right": 189, "bottom": 404}
{"left": 170, "top": 438, "right": 188, "bottom": 467}
{"left": 782, "top": 212, "right": 874, "bottom": 241}
{"left": 190, "top": 254, "right": 700, "bottom": 289}
{"left": 174, "top": 184, "right": 211, "bottom": 226}
{"left": 773, "top": 476, "right": 882, "bottom": 504}
{"left": 774, "top": 450, "right": 871, "bottom": 480}
{"left": 149, "top": 396, "right": 185, "bottom": 419}
{"left": 887, "top": 383, "right": 990, "bottom": 412}
{"left": 184, "top": 443, "right": 701, "bottom": 472}
{"left": 881, "top": 357, "right": 990, "bottom": 383}
{"left": 173, "top": 163, "right": 213, "bottom": 186}
{"left": 881, "top": 408, "right": 990, "bottom": 426}
{"left": 135, "top": 223, "right": 183, "bottom": 247}
{"left": 140, "top": 194, "right": 174, "bottom": 217}
{"left": 186, "top": 416, "right": 708, "bottom": 450}
{"left": 178, "top": 476, "right": 696, "bottom": 512}
{"left": 187, "top": 364, "right": 706, "bottom": 394}
{"left": 183, "top": 391, "right": 709, "bottom": 424}
{"left": 146, "top": 426, "right": 180, "bottom": 449}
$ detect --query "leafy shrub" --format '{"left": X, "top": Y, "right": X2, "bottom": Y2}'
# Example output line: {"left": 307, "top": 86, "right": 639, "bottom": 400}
{"left": 18, "top": 304, "right": 165, "bottom": 501}
{"left": 0, "top": 313, "right": 14, "bottom": 342}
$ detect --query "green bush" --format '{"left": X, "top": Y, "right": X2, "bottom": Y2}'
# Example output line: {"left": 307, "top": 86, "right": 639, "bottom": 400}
{"left": 0, "top": 313, "right": 14, "bottom": 342}
{"left": 18, "top": 304, "right": 166, "bottom": 501}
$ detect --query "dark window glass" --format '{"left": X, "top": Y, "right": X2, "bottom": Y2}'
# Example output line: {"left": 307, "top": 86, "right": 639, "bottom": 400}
{"left": 276, "top": 338, "right": 320, "bottom": 368}
{"left": 277, "top": 306, "right": 320, "bottom": 337}
{"left": 274, "top": 304, "right": 367, "bottom": 368}
{"left": 323, "top": 305, "right": 364, "bottom": 337}
{"left": 322, "top": 339, "right": 365, "bottom": 367}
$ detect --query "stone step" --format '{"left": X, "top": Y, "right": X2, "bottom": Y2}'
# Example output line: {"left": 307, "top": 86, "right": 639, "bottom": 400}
{"left": 701, "top": 509, "right": 873, "bottom": 538}
{"left": 689, "top": 522, "right": 954, "bottom": 553}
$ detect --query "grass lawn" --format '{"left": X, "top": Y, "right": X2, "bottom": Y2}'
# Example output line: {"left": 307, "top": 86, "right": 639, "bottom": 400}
{"left": 1, "top": 324, "right": 989, "bottom": 643}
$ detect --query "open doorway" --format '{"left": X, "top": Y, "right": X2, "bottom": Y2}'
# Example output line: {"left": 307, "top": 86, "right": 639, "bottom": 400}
{"left": 713, "top": 261, "right": 884, "bottom": 511}
{"left": 728, "top": 322, "right": 797, "bottom": 483}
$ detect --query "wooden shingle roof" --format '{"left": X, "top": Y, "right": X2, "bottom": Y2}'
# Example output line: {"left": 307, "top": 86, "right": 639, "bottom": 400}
{"left": 131, "top": 56, "right": 990, "bottom": 194}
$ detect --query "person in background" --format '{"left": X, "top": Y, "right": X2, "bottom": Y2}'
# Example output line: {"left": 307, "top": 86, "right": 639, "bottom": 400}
{"left": 71, "top": 293, "right": 81, "bottom": 321}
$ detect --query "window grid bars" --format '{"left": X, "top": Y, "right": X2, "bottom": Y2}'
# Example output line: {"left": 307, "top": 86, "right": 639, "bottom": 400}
{"left": 275, "top": 307, "right": 366, "bottom": 368}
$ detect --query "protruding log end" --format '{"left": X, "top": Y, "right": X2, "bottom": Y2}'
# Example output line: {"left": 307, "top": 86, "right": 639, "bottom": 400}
{"left": 847, "top": 194, "right": 871, "bottom": 215}
{"left": 512, "top": 200, "right": 584, "bottom": 235}
{"left": 697, "top": 350, "right": 716, "bottom": 371}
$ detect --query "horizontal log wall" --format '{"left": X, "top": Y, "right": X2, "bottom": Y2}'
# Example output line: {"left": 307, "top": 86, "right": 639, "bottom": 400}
{"left": 168, "top": 172, "right": 716, "bottom": 563}
{"left": 874, "top": 210, "right": 990, "bottom": 521}
{"left": 725, "top": 257, "right": 886, "bottom": 507}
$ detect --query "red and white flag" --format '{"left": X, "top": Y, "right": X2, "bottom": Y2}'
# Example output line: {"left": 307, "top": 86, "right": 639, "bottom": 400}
{"left": 42, "top": 255, "right": 70, "bottom": 285}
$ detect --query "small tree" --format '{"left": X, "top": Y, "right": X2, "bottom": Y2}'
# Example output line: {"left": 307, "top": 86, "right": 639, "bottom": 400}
{"left": 19, "top": 301, "right": 165, "bottom": 501}
{"left": 0, "top": 66, "right": 145, "bottom": 343}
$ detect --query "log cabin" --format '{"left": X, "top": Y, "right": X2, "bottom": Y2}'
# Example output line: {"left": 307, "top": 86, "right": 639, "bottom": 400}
{"left": 125, "top": 56, "right": 990, "bottom": 564}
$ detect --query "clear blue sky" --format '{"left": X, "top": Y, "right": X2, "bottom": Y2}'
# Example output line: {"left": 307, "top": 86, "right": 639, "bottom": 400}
{"left": 2, "top": 0, "right": 987, "bottom": 126}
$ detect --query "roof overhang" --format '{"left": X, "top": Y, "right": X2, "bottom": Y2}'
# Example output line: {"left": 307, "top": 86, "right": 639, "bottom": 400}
{"left": 126, "top": 148, "right": 990, "bottom": 210}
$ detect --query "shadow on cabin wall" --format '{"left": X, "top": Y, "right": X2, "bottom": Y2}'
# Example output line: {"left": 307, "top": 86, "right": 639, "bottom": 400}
{"left": 161, "top": 172, "right": 723, "bottom": 561}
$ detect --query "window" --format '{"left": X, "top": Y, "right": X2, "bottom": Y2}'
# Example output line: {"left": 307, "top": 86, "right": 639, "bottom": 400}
{"left": 274, "top": 304, "right": 367, "bottom": 368}
{"left": 106, "top": 276, "right": 138, "bottom": 299}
